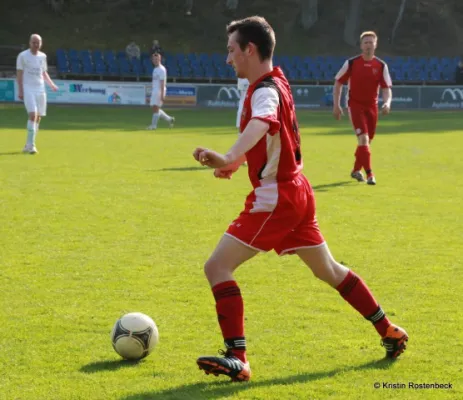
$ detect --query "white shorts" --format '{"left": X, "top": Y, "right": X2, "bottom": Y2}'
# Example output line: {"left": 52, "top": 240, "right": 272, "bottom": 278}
{"left": 24, "top": 91, "right": 47, "bottom": 116}
{"left": 150, "top": 92, "right": 164, "bottom": 107}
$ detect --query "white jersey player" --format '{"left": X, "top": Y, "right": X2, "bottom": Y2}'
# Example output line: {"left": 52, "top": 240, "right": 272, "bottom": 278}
{"left": 16, "top": 34, "right": 58, "bottom": 154}
{"left": 236, "top": 78, "right": 249, "bottom": 129}
{"left": 147, "top": 52, "right": 175, "bottom": 130}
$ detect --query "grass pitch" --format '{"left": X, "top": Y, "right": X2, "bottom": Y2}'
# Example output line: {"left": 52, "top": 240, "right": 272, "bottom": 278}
{"left": 0, "top": 104, "right": 461, "bottom": 399}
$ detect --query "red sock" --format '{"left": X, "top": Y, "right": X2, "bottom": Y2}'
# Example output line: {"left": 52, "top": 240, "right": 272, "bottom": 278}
{"left": 353, "top": 146, "right": 363, "bottom": 172}
{"left": 212, "top": 280, "right": 247, "bottom": 362}
{"left": 354, "top": 145, "right": 371, "bottom": 175}
{"left": 336, "top": 270, "right": 391, "bottom": 337}
{"left": 362, "top": 145, "right": 373, "bottom": 176}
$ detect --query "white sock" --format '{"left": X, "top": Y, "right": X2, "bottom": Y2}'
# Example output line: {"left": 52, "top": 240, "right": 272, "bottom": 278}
{"left": 35, "top": 122, "right": 39, "bottom": 145}
{"left": 159, "top": 109, "right": 172, "bottom": 121}
{"left": 26, "top": 120, "right": 36, "bottom": 146}
{"left": 151, "top": 112, "right": 160, "bottom": 128}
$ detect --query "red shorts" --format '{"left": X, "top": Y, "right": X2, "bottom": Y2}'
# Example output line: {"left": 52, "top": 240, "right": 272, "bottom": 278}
{"left": 348, "top": 103, "right": 378, "bottom": 140}
{"left": 225, "top": 175, "right": 325, "bottom": 255}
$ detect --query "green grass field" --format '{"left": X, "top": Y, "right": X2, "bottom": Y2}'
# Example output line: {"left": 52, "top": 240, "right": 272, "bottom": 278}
{"left": 0, "top": 104, "right": 462, "bottom": 400}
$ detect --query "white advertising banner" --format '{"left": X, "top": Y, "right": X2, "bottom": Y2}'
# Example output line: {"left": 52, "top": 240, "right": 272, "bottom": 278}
{"left": 14, "top": 80, "right": 147, "bottom": 105}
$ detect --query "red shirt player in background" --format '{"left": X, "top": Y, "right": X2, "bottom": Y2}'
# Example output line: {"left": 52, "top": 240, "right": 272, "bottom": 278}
{"left": 192, "top": 18, "right": 407, "bottom": 382}
{"left": 333, "top": 31, "right": 392, "bottom": 185}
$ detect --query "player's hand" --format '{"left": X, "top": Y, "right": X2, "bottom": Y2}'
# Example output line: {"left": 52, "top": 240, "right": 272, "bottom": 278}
{"left": 381, "top": 103, "right": 391, "bottom": 115}
{"left": 214, "top": 169, "right": 233, "bottom": 179}
{"left": 51, "top": 84, "right": 58, "bottom": 92}
{"left": 18, "top": 92, "right": 24, "bottom": 100}
{"left": 193, "top": 147, "right": 229, "bottom": 168}
{"left": 333, "top": 105, "right": 343, "bottom": 120}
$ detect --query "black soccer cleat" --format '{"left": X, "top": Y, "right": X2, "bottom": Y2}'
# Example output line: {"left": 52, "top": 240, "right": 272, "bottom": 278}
{"left": 197, "top": 350, "right": 251, "bottom": 382}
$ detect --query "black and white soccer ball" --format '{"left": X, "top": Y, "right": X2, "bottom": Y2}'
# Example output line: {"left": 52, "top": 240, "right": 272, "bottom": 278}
{"left": 111, "top": 312, "right": 159, "bottom": 360}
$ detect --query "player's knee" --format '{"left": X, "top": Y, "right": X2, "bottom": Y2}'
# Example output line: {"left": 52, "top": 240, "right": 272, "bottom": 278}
{"left": 311, "top": 259, "right": 348, "bottom": 287}
{"left": 358, "top": 134, "right": 369, "bottom": 146}
{"left": 310, "top": 264, "right": 332, "bottom": 283}
{"left": 203, "top": 258, "right": 221, "bottom": 280}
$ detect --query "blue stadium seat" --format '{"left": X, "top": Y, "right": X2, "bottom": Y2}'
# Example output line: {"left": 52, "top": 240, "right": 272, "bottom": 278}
{"left": 188, "top": 53, "right": 198, "bottom": 63}
{"left": 119, "top": 59, "right": 131, "bottom": 75}
{"left": 180, "top": 66, "right": 192, "bottom": 78}
{"left": 95, "top": 62, "right": 107, "bottom": 75}
{"left": 192, "top": 66, "right": 204, "bottom": 78}
{"left": 395, "top": 70, "right": 404, "bottom": 80}
{"left": 312, "top": 70, "right": 322, "bottom": 80}
{"left": 169, "top": 67, "right": 180, "bottom": 78}
{"left": 68, "top": 49, "right": 79, "bottom": 62}
{"left": 82, "top": 62, "right": 94, "bottom": 74}
{"left": 116, "top": 51, "right": 127, "bottom": 60}
{"left": 141, "top": 52, "right": 150, "bottom": 62}
{"left": 80, "top": 50, "right": 91, "bottom": 64}
{"left": 104, "top": 50, "right": 116, "bottom": 64}
{"left": 143, "top": 60, "right": 153, "bottom": 76}
{"left": 418, "top": 70, "right": 428, "bottom": 81}
{"left": 430, "top": 70, "right": 442, "bottom": 81}
{"left": 92, "top": 50, "right": 103, "bottom": 62}
{"left": 108, "top": 64, "right": 120, "bottom": 76}
{"left": 216, "top": 67, "right": 228, "bottom": 79}
{"left": 287, "top": 69, "right": 299, "bottom": 80}
{"left": 323, "top": 70, "right": 335, "bottom": 80}
{"left": 70, "top": 61, "right": 82, "bottom": 74}
{"left": 204, "top": 67, "right": 216, "bottom": 79}
{"left": 56, "top": 49, "right": 68, "bottom": 73}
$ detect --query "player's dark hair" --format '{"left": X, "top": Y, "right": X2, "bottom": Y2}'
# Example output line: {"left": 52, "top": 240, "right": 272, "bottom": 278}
{"left": 226, "top": 16, "right": 275, "bottom": 61}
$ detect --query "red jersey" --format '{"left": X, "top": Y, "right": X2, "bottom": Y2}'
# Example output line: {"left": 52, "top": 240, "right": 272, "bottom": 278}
{"left": 239, "top": 67, "right": 303, "bottom": 212}
{"left": 335, "top": 55, "right": 392, "bottom": 106}
{"left": 240, "top": 67, "right": 302, "bottom": 184}
{"left": 227, "top": 67, "right": 325, "bottom": 253}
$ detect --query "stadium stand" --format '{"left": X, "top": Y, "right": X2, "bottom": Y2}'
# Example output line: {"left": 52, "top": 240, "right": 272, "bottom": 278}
{"left": 56, "top": 48, "right": 460, "bottom": 83}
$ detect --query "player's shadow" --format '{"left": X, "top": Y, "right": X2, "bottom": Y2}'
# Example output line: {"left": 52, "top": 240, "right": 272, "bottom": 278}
{"left": 0, "top": 151, "right": 23, "bottom": 156}
{"left": 312, "top": 180, "right": 354, "bottom": 192}
{"left": 120, "top": 358, "right": 395, "bottom": 399}
{"left": 80, "top": 359, "right": 142, "bottom": 374}
{"left": 150, "top": 166, "right": 209, "bottom": 172}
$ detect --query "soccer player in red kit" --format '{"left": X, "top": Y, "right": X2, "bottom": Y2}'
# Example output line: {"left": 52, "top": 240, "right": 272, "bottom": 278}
{"left": 333, "top": 31, "right": 392, "bottom": 185}
{"left": 192, "top": 18, "right": 407, "bottom": 382}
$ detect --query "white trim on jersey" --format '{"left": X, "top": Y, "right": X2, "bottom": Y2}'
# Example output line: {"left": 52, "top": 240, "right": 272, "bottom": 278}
{"left": 248, "top": 86, "right": 282, "bottom": 213}
{"left": 260, "top": 132, "right": 281, "bottom": 181}
{"left": 383, "top": 63, "right": 393, "bottom": 87}
{"left": 251, "top": 87, "right": 279, "bottom": 118}
{"left": 335, "top": 60, "right": 349, "bottom": 80}
{"left": 279, "top": 242, "right": 327, "bottom": 255}
{"left": 223, "top": 233, "right": 266, "bottom": 252}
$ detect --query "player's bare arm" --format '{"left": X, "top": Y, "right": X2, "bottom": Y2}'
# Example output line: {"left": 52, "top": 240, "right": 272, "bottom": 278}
{"left": 43, "top": 71, "right": 58, "bottom": 91}
{"left": 381, "top": 87, "right": 392, "bottom": 115}
{"left": 193, "top": 119, "right": 269, "bottom": 169}
{"left": 333, "top": 80, "right": 344, "bottom": 120}
{"left": 160, "top": 80, "right": 166, "bottom": 103}
{"left": 16, "top": 69, "right": 24, "bottom": 100}
{"left": 213, "top": 155, "right": 247, "bottom": 179}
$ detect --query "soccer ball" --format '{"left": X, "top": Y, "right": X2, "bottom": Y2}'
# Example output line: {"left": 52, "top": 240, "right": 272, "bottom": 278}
{"left": 111, "top": 312, "right": 159, "bottom": 360}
